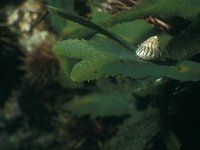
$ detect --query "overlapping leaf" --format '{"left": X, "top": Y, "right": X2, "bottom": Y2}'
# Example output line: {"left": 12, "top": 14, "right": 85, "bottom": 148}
{"left": 54, "top": 20, "right": 200, "bottom": 82}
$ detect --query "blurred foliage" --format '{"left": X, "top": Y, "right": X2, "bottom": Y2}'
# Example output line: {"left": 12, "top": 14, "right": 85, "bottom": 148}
{"left": 1, "top": 0, "right": 200, "bottom": 150}
{"left": 103, "top": 108, "right": 160, "bottom": 150}
{"left": 0, "top": 26, "right": 24, "bottom": 105}
{"left": 65, "top": 90, "right": 135, "bottom": 118}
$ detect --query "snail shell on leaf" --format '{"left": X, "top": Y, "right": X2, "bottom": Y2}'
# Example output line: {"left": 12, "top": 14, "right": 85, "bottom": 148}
{"left": 136, "top": 36, "right": 161, "bottom": 61}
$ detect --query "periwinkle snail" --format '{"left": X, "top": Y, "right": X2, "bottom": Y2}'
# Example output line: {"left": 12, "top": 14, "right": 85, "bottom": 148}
{"left": 136, "top": 36, "right": 161, "bottom": 61}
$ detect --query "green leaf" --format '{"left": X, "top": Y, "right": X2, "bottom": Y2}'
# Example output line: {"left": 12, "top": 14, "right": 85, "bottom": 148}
{"left": 102, "top": 108, "right": 160, "bottom": 150}
{"left": 62, "top": 9, "right": 112, "bottom": 40}
{"left": 167, "top": 14, "right": 200, "bottom": 60}
{"left": 111, "top": 0, "right": 200, "bottom": 25}
{"left": 64, "top": 89, "right": 136, "bottom": 118}
{"left": 57, "top": 55, "right": 83, "bottom": 88}
{"left": 110, "top": 20, "right": 158, "bottom": 45}
{"left": 50, "top": 15, "right": 67, "bottom": 34}
{"left": 63, "top": 81, "right": 161, "bottom": 150}
{"left": 47, "top": 0, "right": 73, "bottom": 34}
{"left": 162, "top": 127, "right": 181, "bottom": 150}
{"left": 54, "top": 34, "right": 200, "bottom": 82}
{"left": 167, "top": 36, "right": 200, "bottom": 60}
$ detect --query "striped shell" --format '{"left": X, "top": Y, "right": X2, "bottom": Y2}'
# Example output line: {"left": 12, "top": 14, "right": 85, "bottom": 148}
{"left": 136, "top": 36, "right": 161, "bottom": 61}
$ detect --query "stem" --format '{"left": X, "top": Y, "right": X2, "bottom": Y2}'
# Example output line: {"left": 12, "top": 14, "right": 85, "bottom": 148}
{"left": 48, "top": 6, "right": 134, "bottom": 51}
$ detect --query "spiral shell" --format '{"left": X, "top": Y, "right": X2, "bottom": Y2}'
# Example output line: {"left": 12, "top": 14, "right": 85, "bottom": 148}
{"left": 136, "top": 36, "right": 161, "bottom": 61}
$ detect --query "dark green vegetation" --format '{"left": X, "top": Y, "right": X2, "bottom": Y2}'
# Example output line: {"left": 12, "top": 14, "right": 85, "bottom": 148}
{"left": 1, "top": 0, "right": 200, "bottom": 150}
